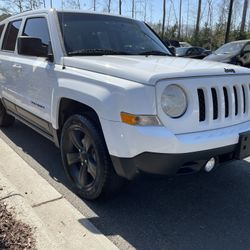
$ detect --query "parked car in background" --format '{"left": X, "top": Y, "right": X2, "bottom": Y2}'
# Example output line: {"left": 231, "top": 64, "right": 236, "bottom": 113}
{"left": 164, "top": 40, "right": 180, "bottom": 48}
{"left": 180, "top": 42, "right": 192, "bottom": 47}
{"left": 176, "top": 47, "right": 211, "bottom": 59}
{"left": 204, "top": 40, "right": 250, "bottom": 67}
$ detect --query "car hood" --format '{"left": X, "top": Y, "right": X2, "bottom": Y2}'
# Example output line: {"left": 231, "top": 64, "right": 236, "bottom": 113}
{"left": 204, "top": 52, "right": 238, "bottom": 62}
{"left": 63, "top": 55, "right": 250, "bottom": 85}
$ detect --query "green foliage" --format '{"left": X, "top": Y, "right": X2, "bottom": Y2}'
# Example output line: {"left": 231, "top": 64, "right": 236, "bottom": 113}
{"left": 0, "top": 13, "right": 10, "bottom": 21}
{"left": 156, "top": 22, "right": 250, "bottom": 51}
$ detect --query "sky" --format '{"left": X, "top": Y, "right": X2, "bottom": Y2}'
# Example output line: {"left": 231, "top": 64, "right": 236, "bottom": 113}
{"left": 42, "top": 0, "right": 247, "bottom": 29}
{"left": 44, "top": 0, "right": 215, "bottom": 25}
{"left": 1, "top": 0, "right": 248, "bottom": 29}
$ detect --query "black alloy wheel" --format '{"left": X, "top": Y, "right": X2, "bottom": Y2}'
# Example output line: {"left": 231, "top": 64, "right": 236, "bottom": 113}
{"left": 61, "top": 114, "right": 124, "bottom": 200}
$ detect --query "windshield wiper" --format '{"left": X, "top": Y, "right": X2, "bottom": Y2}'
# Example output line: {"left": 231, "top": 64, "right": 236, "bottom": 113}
{"left": 138, "top": 51, "right": 169, "bottom": 56}
{"left": 68, "top": 49, "right": 131, "bottom": 56}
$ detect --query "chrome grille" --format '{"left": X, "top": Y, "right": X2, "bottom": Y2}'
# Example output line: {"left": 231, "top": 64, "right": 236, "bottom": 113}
{"left": 197, "top": 84, "right": 249, "bottom": 122}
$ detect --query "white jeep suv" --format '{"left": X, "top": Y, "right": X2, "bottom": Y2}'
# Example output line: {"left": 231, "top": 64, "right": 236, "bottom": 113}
{"left": 1, "top": 9, "right": 250, "bottom": 200}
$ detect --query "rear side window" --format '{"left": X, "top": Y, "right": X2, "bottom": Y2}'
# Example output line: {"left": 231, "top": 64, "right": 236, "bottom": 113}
{"left": 2, "top": 20, "right": 22, "bottom": 51}
{"left": 0, "top": 24, "right": 5, "bottom": 39}
{"left": 22, "top": 17, "right": 50, "bottom": 47}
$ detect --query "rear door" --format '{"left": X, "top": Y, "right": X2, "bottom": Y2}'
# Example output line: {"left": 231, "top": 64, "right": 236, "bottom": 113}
{"left": 0, "top": 19, "right": 23, "bottom": 103}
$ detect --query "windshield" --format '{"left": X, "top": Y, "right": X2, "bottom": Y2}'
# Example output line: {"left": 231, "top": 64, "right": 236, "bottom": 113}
{"left": 176, "top": 47, "right": 188, "bottom": 56}
{"left": 57, "top": 12, "right": 171, "bottom": 56}
{"left": 215, "top": 42, "right": 245, "bottom": 54}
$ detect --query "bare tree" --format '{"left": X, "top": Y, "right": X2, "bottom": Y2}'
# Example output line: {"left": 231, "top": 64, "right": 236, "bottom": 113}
{"left": 240, "top": 0, "right": 249, "bottom": 33}
{"left": 119, "top": 0, "right": 122, "bottom": 15}
{"left": 3, "top": 0, "right": 26, "bottom": 13}
{"left": 132, "top": 0, "right": 135, "bottom": 18}
{"left": 225, "top": 0, "right": 234, "bottom": 43}
{"left": 186, "top": 0, "right": 189, "bottom": 37}
{"left": 195, "top": 0, "right": 202, "bottom": 36}
{"left": 178, "top": 0, "right": 182, "bottom": 39}
{"left": 161, "top": 0, "right": 166, "bottom": 38}
{"left": 66, "top": 0, "right": 81, "bottom": 9}
{"left": 108, "top": 0, "right": 111, "bottom": 12}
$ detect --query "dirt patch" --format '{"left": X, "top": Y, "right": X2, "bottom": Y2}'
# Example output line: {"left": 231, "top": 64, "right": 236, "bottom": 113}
{"left": 0, "top": 201, "right": 36, "bottom": 249}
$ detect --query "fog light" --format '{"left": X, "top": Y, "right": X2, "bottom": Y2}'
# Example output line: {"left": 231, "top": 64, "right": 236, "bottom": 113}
{"left": 204, "top": 157, "right": 216, "bottom": 172}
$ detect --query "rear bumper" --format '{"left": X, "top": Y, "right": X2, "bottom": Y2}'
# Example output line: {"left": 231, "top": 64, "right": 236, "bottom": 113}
{"left": 111, "top": 144, "right": 237, "bottom": 179}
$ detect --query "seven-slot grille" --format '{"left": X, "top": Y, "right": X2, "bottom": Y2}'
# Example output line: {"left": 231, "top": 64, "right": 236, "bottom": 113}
{"left": 197, "top": 84, "right": 249, "bottom": 122}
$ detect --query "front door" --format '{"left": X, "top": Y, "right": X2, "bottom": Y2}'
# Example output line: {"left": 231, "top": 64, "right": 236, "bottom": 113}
{"left": 4, "top": 16, "right": 56, "bottom": 135}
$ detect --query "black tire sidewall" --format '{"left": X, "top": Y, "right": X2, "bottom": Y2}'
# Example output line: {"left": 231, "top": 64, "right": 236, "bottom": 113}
{"left": 60, "top": 114, "right": 109, "bottom": 200}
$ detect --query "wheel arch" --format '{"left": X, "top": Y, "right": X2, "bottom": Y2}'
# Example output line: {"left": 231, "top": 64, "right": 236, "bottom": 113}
{"left": 57, "top": 97, "right": 102, "bottom": 135}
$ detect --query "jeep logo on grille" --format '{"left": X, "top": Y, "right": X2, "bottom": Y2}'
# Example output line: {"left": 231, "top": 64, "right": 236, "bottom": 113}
{"left": 224, "top": 68, "right": 236, "bottom": 73}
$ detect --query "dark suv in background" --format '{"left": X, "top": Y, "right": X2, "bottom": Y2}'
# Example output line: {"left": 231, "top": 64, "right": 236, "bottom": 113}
{"left": 204, "top": 40, "right": 250, "bottom": 67}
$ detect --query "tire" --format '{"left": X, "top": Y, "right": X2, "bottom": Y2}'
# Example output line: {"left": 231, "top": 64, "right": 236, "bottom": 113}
{"left": 0, "top": 100, "right": 15, "bottom": 127}
{"left": 60, "top": 114, "right": 124, "bottom": 200}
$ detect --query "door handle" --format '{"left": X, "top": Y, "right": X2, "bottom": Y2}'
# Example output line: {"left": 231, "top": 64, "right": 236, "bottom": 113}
{"left": 12, "top": 64, "right": 22, "bottom": 71}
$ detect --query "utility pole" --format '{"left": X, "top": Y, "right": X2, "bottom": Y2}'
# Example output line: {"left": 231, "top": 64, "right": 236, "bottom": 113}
{"left": 119, "top": 0, "right": 122, "bottom": 15}
{"left": 161, "top": 0, "right": 166, "bottom": 39}
{"left": 240, "top": 0, "right": 249, "bottom": 34}
{"left": 178, "top": 0, "right": 182, "bottom": 39}
{"left": 195, "top": 0, "right": 202, "bottom": 36}
{"left": 225, "top": 0, "right": 234, "bottom": 43}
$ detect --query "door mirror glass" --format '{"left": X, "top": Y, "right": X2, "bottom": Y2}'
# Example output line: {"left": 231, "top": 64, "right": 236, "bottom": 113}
{"left": 18, "top": 36, "right": 47, "bottom": 57}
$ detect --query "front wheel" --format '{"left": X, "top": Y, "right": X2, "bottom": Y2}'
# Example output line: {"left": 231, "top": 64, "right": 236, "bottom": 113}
{"left": 60, "top": 114, "right": 124, "bottom": 200}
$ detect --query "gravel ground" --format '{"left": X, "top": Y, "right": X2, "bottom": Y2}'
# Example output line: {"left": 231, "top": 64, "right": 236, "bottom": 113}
{"left": 0, "top": 201, "right": 36, "bottom": 250}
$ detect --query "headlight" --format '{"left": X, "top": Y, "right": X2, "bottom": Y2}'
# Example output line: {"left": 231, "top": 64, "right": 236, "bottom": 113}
{"left": 161, "top": 84, "right": 187, "bottom": 118}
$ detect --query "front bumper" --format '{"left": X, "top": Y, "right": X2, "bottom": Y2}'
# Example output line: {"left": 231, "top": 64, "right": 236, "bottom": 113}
{"left": 111, "top": 144, "right": 237, "bottom": 179}
{"left": 100, "top": 119, "right": 250, "bottom": 179}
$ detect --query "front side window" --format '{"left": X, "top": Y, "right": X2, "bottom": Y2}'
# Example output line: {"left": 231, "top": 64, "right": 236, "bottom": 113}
{"left": 2, "top": 20, "right": 22, "bottom": 51}
{"left": 22, "top": 17, "right": 50, "bottom": 47}
{"left": 57, "top": 12, "right": 170, "bottom": 56}
{"left": 243, "top": 44, "right": 250, "bottom": 53}
{"left": 215, "top": 42, "right": 245, "bottom": 55}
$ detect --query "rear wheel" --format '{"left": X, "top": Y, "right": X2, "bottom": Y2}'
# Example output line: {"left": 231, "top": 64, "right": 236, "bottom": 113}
{"left": 60, "top": 114, "right": 124, "bottom": 200}
{"left": 0, "top": 100, "right": 15, "bottom": 127}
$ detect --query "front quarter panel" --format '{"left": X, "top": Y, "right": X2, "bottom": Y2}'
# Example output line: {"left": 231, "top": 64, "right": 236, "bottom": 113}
{"left": 52, "top": 66, "right": 156, "bottom": 129}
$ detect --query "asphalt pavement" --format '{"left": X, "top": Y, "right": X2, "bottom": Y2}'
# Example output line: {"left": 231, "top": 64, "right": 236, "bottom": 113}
{"left": 1, "top": 121, "right": 250, "bottom": 250}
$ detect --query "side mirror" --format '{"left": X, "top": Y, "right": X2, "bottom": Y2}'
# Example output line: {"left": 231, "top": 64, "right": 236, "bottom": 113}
{"left": 18, "top": 36, "right": 48, "bottom": 57}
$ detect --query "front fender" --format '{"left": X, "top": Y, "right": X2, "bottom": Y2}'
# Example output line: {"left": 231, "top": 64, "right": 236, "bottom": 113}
{"left": 51, "top": 69, "right": 156, "bottom": 129}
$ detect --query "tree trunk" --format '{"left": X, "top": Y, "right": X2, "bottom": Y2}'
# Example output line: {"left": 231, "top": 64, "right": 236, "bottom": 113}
{"left": 119, "top": 0, "right": 122, "bottom": 15}
{"left": 132, "top": 0, "right": 135, "bottom": 18}
{"left": 195, "top": 0, "right": 202, "bottom": 36}
{"left": 108, "top": 0, "right": 111, "bottom": 12}
{"left": 178, "top": 0, "right": 182, "bottom": 39}
{"left": 225, "top": 0, "right": 234, "bottom": 43}
{"left": 240, "top": 0, "right": 249, "bottom": 33}
{"left": 161, "top": 0, "right": 166, "bottom": 38}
